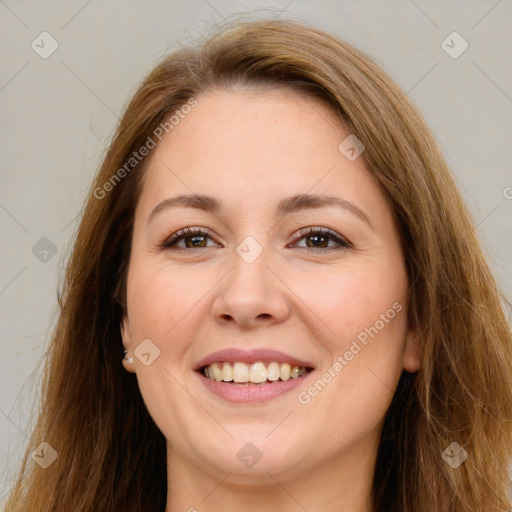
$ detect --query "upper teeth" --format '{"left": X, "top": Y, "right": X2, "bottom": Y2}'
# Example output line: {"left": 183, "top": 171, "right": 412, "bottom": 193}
{"left": 203, "top": 362, "right": 308, "bottom": 383}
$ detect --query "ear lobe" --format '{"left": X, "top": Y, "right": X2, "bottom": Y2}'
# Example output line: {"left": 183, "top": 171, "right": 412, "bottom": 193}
{"left": 403, "top": 328, "right": 422, "bottom": 373}
{"left": 120, "top": 315, "right": 136, "bottom": 373}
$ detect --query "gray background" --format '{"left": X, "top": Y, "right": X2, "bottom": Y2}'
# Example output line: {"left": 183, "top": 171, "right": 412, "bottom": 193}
{"left": 1, "top": 0, "right": 511, "bottom": 502}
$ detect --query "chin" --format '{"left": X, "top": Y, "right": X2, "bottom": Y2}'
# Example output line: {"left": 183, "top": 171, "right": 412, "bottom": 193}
{"left": 191, "top": 432, "right": 309, "bottom": 480}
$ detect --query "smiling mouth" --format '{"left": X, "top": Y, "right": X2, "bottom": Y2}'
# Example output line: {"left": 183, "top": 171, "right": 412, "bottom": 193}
{"left": 200, "top": 361, "right": 314, "bottom": 385}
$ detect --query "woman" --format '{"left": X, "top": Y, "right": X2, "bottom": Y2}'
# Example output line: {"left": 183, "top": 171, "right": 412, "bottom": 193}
{"left": 4, "top": 18, "right": 512, "bottom": 512}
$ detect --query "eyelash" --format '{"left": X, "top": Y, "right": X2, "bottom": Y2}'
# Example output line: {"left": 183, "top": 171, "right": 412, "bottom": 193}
{"left": 160, "top": 226, "right": 351, "bottom": 252}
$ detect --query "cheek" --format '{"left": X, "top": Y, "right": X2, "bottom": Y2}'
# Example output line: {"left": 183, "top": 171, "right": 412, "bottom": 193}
{"left": 125, "top": 258, "right": 206, "bottom": 340}
{"left": 294, "top": 261, "right": 408, "bottom": 420}
{"left": 292, "top": 258, "right": 407, "bottom": 344}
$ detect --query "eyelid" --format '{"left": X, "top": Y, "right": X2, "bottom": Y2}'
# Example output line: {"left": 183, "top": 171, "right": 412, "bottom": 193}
{"left": 290, "top": 226, "right": 352, "bottom": 250}
{"left": 161, "top": 226, "right": 219, "bottom": 249}
{"left": 161, "top": 225, "right": 352, "bottom": 252}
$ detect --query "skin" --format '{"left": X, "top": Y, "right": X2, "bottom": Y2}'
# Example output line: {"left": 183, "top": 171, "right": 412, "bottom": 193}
{"left": 121, "top": 87, "right": 422, "bottom": 512}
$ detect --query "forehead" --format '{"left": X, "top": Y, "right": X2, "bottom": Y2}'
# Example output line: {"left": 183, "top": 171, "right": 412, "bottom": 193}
{"left": 138, "top": 88, "right": 387, "bottom": 220}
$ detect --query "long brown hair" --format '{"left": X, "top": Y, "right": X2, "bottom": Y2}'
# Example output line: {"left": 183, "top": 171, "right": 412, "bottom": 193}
{"left": 4, "top": 18, "right": 512, "bottom": 512}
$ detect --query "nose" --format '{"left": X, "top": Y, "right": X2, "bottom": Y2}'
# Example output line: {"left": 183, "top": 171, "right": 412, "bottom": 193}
{"left": 211, "top": 243, "right": 290, "bottom": 330}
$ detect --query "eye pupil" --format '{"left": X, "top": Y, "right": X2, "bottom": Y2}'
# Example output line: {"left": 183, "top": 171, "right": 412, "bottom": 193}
{"left": 186, "top": 235, "right": 207, "bottom": 248}
{"left": 307, "top": 235, "right": 328, "bottom": 248}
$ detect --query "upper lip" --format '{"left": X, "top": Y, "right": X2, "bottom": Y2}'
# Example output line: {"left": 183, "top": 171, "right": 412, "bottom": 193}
{"left": 194, "top": 348, "right": 314, "bottom": 370}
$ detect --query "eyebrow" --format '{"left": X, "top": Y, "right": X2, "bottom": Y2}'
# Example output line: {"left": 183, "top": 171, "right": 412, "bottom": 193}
{"left": 147, "top": 193, "right": 372, "bottom": 228}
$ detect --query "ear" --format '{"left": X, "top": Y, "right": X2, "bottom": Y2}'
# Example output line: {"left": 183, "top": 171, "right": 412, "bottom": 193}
{"left": 120, "top": 314, "right": 136, "bottom": 373}
{"left": 403, "top": 327, "right": 422, "bottom": 373}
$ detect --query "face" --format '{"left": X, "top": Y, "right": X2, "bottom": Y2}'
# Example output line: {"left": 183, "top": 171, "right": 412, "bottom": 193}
{"left": 121, "top": 87, "right": 421, "bottom": 485}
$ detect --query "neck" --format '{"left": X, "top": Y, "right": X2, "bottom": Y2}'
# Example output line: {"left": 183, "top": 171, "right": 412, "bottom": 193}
{"left": 164, "top": 438, "right": 378, "bottom": 512}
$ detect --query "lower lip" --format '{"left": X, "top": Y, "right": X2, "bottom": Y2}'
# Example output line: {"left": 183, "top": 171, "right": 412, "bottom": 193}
{"left": 196, "top": 371, "right": 313, "bottom": 403}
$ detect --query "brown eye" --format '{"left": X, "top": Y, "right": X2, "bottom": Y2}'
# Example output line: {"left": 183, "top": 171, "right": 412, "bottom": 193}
{"left": 162, "top": 227, "right": 218, "bottom": 250}
{"left": 291, "top": 227, "right": 351, "bottom": 251}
